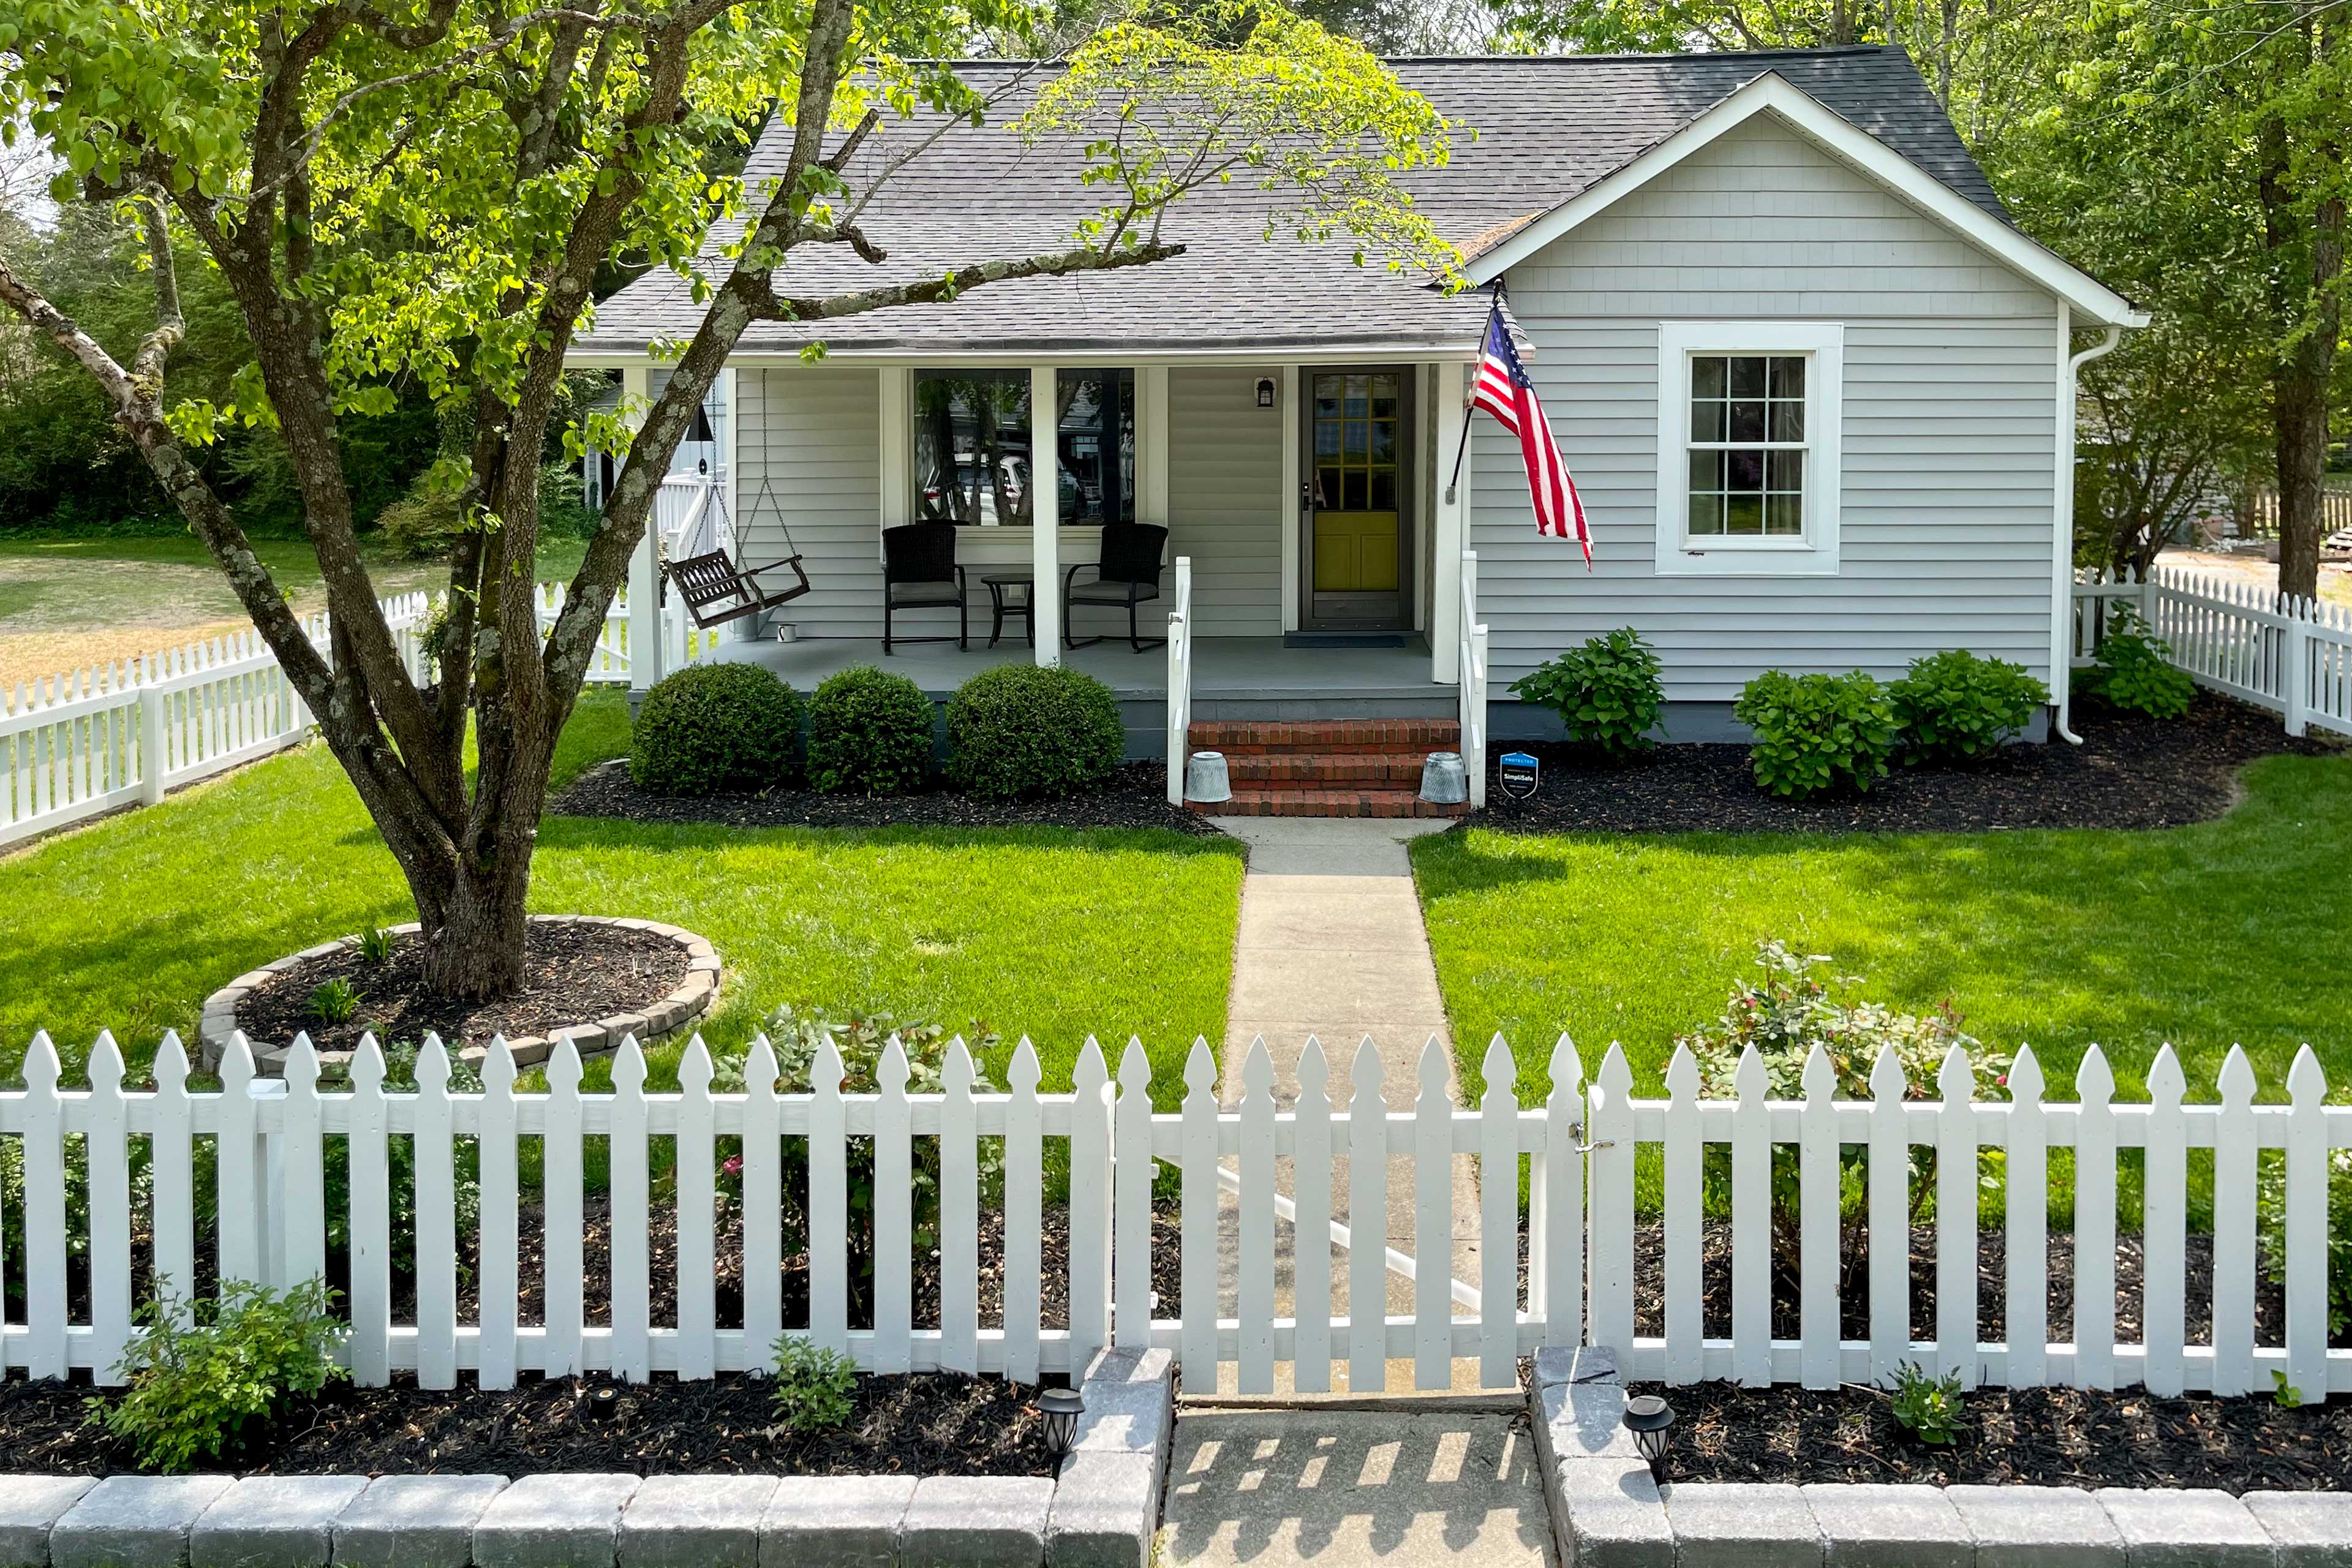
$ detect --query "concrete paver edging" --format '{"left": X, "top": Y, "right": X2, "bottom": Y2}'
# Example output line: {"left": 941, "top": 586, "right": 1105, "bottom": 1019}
{"left": 0, "top": 1349, "right": 1170, "bottom": 1568}
{"left": 1529, "top": 1347, "right": 2352, "bottom": 1566}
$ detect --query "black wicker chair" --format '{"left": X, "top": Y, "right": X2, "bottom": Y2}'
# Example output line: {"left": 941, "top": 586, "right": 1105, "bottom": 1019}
{"left": 881, "top": 522, "right": 967, "bottom": 653}
{"left": 1063, "top": 522, "right": 1169, "bottom": 652}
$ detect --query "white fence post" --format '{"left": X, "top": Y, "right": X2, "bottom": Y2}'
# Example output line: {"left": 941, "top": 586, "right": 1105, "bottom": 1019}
{"left": 137, "top": 684, "right": 167, "bottom": 805}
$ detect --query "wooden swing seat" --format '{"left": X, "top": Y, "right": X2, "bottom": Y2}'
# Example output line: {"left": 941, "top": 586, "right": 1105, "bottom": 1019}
{"left": 663, "top": 549, "right": 812, "bottom": 630}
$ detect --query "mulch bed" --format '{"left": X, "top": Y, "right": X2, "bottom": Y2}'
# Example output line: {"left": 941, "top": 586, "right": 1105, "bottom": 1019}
{"left": 0, "top": 1368, "right": 1057, "bottom": 1479}
{"left": 235, "top": 922, "right": 690, "bottom": 1055}
{"left": 1646, "top": 1381, "right": 2352, "bottom": 1491}
{"left": 1469, "top": 692, "right": 2338, "bottom": 834}
{"left": 551, "top": 760, "right": 1221, "bottom": 836}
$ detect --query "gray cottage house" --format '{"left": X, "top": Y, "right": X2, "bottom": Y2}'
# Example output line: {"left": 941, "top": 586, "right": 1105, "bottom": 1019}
{"left": 573, "top": 45, "right": 2143, "bottom": 815}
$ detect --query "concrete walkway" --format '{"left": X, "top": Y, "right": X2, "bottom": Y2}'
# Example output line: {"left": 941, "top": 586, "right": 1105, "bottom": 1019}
{"left": 1157, "top": 1408, "right": 1556, "bottom": 1568}
{"left": 1207, "top": 816, "right": 1485, "bottom": 1396}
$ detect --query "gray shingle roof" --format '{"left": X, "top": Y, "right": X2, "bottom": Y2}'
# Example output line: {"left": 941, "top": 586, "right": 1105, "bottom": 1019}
{"left": 577, "top": 45, "right": 2007, "bottom": 358}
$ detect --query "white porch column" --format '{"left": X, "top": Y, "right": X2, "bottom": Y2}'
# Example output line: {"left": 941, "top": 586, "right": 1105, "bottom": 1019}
{"left": 622, "top": 363, "right": 664, "bottom": 694}
{"left": 1031, "top": 364, "right": 1061, "bottom": 665}
{"left": 1432, "top": 360, "right": 1469, "bottom": 684}
{"left": 1278, "top": 365, "right": 1301, "bottom": 633}
{"left": 1139, "top": 366, "right": 1170, "bottom": 527}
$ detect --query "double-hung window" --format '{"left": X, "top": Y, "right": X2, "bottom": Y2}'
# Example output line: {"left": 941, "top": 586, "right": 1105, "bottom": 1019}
{"left": 1656, "top": 322, "right": 1842, "bottom": 575}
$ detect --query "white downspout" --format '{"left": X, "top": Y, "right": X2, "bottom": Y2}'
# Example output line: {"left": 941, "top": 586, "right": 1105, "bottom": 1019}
{"left": 2052, "top": 310, "right": 2124, "bottom": 744}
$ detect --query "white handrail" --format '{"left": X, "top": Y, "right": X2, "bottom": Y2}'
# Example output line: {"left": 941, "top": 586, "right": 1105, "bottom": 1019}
{"left": 1165, "top": 555, "right": 1194, "bottom": 805}
{"left": 1458, "top": 549, "right": 1488, "bottom": 810}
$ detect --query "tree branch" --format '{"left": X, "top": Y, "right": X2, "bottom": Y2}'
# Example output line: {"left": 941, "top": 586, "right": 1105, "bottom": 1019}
{"left": 766, "top": 239, "right": 1185, "bottom": 322}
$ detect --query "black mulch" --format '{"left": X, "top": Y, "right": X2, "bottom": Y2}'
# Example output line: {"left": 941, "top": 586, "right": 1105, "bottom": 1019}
{"left": 1646, "top": 1381, "right": 2351, "bottom": 1491}
{"left": 0, "top": 1368, "right": 1057, "bottom": 1479}
{"left": 1468, "top": 692, "right": 2338, "bottom": 835}
{"left": 235, "top": 922, "right": 689, "bottom": 1055}
{"left": 551, "top": 760, "right": 1222, "bottom": 836}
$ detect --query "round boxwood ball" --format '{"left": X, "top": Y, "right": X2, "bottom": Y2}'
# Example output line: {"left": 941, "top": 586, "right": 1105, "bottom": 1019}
{"left": 805, "top": 665, "right": 935, "bottom": 794}
{"left": 630, "top": 662, "right": 803, "bottom": 796}
{"left": 946, "top": 664, "right": 1125, "bottom": 799}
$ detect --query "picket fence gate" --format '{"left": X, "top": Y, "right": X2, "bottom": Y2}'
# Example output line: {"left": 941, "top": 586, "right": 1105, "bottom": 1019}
{"left": 2075, "top": 565, "right": 2352, "bottom": 737}
{"left": 3, "top": 1025, "right": 2346, "bottom": 1402}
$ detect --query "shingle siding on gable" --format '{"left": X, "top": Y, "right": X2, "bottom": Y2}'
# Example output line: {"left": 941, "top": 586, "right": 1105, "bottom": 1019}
{"left": 1476, "top": 116, "right": 2060, "bottom": 705}
{"left": 733, "top": 367, "right": 884, "bottom": 641}
{"left": 1166, "top": 368, "right": 1284, "bottom": 637}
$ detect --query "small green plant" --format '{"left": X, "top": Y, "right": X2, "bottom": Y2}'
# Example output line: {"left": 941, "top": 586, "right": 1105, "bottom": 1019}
{"left": 769, "top": 1335, "right": 859, "bottom": 1434}
{"left": 1508, "top": 627, "right": 1666, "bottom": 760}
{"left": 355, "top": 927, "right": 396, "bottom": 964}
{"left": 1887, "top": 1361, "right": 1966, "bottom": 1445}
{"left": 2272, "top": 1370, "right": 2305, "bottom": 1409}
{"left": 1890, "top": 649, "right": 2049, "bottom": 766}
{"left": 2074, "top": 604, "right": 2194, "bottom": 718}
{"left": 946, "top": 664, "right": 1125, "bottom": 799}
{"left": 805, "top": 666, "right": 933, "bottom": 794}
{"left": 631, "top": 662, "right": 804, "bottom": 796}
{"left": 1733, "top": 669, "right": 1898, "bottom": 799}
{"left": 310, "top": 978, "right": 360, "bottom": 1025}
{"left": 92, "top": 1279, "right": 349, "bottom": 1471}
{"left": 2258, "top": 1145, "right": 2352, "bottom": 1336}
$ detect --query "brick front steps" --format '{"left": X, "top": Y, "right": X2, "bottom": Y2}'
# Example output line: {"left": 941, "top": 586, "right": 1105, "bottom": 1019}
{"left": 1186, "top": 719, "right": 1469, "bottom": 819}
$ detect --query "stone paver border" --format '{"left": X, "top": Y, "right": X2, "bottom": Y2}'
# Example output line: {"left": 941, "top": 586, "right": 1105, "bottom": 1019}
{"left": 1528, "top": 1347, "right": 2352, "bottom": 1566}
{"left": 0, "top": 1349, "right": 1169, "bottom": 1568}
{"left": 199, "top": 916, "right": 721, "bottom": 1075}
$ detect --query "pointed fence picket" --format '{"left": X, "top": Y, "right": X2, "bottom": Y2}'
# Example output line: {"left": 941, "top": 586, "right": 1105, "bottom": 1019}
{"left": 0, "top": 1027, "right": 2344, "bottom": 1400}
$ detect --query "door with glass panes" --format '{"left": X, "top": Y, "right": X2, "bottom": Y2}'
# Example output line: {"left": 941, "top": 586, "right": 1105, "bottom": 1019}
{"left": 1303, "top": 369, "right": 1411, "bottom": 630}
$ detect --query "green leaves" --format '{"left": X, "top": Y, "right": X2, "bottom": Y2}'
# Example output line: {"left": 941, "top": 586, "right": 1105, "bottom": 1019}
{"left": 93, "top": 1278, "right": 349, "bottom": 1473}
{"left": 1509, "top": 627, "right": 1665, "bottom": 760}
{"left": 1733, "top": 669, "right": 1899, "bottom": 801}
{"left": 1888, "top": 649, "right": 2048, "bottom": 766}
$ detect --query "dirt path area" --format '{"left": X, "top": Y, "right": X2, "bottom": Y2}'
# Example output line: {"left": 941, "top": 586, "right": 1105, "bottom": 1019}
{"left": 2158, "top": 547, "right": 2352, "bottom": 608}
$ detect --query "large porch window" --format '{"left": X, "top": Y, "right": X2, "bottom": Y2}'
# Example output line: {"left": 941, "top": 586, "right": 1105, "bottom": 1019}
{"left": 911, "top": 368, "right": 1134, "bottom": 526}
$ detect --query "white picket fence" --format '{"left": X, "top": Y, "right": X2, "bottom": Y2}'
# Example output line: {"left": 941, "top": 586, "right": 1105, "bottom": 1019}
{"left": 3, "top": 1026, "right": 2345, "bottom": 1400}
{"left": 2075, "top": 564, "right": 2352, "bottom": 737}
{"left": 1, "top": 585, "right": 637, "bottom": 850}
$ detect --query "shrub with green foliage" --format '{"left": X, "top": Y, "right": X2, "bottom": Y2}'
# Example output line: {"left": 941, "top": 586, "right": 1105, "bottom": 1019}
{"left": 1888, "top": 1361, "right": 1966, "bottom": 1444}
{"left": 946, "top": 665, "right": 1125, "bottom": 799}
{"left": 1890, "top": 649, "right": 2049, "bottom": 766}
{"left": 768, "top": 1335, "right": 860, "bottom": 1434}
{"left": 95, "top": 1279, "right": 347, "bottom": 1472}
{"left": 631, "top": 663, "right": 803, "bottom": 796}
{"left": 1507, "top": 627, "right": 1665, "bottom": 760}
{"left": 805, "top": 666, "right": 933, "bottom": 794}
{"left": 2075, "top": 604, "right": 2195, "bottom": 718}
{"left": 1733, "top": 669, "right": 1898, "bottom": 799}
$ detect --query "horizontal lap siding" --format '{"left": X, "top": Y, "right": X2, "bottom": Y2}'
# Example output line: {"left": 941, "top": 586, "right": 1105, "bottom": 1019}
{"left": 1168, "top": 368, "right": 1283, "bottom": 636}
{"left": 735, "top": 368, "right": 884, "bottom": 640}
{"left": 1479, "top": 118, "right": 2060, "bottom": 702}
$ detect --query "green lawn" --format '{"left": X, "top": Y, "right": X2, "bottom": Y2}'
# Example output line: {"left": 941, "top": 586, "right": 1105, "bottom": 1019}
{"left": 1412, "top": 751, "right": 2352, "bottom": 1109}
{"left": 1, "top": 688, "right": 1242, "bottom": 1099}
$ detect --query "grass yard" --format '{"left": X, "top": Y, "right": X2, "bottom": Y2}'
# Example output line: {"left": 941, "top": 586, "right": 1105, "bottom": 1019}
{"left": 0, "top": 688, "right": 1243, "bottom": 1099}
{"left": 1412, "top": 750, "right": 2352, "bottom": 1110}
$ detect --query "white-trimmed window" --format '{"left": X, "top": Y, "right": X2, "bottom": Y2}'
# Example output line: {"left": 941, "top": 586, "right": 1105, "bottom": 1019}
{"left": 1656, "top": 322, "right": 1842, "bottom": 575}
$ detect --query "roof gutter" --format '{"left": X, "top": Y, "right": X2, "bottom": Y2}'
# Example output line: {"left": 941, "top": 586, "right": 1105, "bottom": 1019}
{"left": 2052, "top": 311, "right": 2124, "bottom": 745}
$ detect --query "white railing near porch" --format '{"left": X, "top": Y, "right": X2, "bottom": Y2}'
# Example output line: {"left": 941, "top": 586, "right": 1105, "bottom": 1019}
{"left": 12, "top": 1022, "right": 2342, "bottom": 1397}
{"left": 2073, "top": 564, "right": 2352, "bottom": 737}
{"left": 1164, "top": 556, "right": 1194, "bottom": 806}
{"left": 1458, "top": 549, "right": 1489, "bottom": 809}
{"left": 535, "top": 582, "right": 633, "bottom": 685}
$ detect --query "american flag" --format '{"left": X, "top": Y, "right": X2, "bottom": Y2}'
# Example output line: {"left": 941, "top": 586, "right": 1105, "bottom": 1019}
{"left": 1472, "top": 306, "right": 1591, "bottom": 564}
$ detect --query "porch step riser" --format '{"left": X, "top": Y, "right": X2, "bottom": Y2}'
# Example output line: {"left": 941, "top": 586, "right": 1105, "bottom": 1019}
{"left": 1188, "top": 719, "right": 1460, "bottom": 754}
{"left": 1194, "top": 790, "right": 1471, "bottom": 820}
{"left": 1225, "top": 754, "right": 1430, "bottom": 790}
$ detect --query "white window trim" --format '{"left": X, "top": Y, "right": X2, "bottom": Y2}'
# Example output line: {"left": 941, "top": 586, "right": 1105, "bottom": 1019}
{"left": 1655, "top": 321, "right": 1843, "bottom": 577}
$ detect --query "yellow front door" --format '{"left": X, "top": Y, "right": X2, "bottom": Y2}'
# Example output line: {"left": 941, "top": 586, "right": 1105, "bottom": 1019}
{"left": 1310, "top": 372, "right": 1403, "bottom": 598}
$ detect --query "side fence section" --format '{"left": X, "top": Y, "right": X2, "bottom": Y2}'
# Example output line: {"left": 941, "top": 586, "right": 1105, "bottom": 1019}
{"left": 3, "top": 585, "right": 635, "bottom": 849}
{"left": 2, "top": 1027, "right": 2343, "bottom": 1400}
{"left": 2074, "top": 565, "right": 2352, "bottom": 737}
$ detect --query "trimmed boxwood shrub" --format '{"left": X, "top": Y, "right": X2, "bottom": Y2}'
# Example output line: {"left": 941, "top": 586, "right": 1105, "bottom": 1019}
{"left": 1890, "top": 649, "right": 2049, "bottom": 766}
{"left": 630, "top": 662, "right": 802, "bottom": 795}
{"left": 1733, "top": 669, "right": 1898, "bottom": 799}
{"left": 2074, "top": 604, "right": 2195, "bottom": 718}
{"left": 807, "top": 665, "right": 934, "bottom": 794}
{"left": 946, "top": 664, "right": 1125, "bottom": 799}
{"left": 1507, "top": 627, "right": 1666, "bottom": 760}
